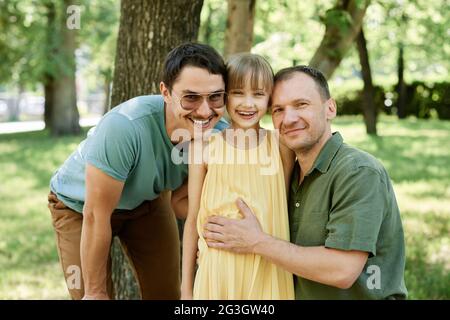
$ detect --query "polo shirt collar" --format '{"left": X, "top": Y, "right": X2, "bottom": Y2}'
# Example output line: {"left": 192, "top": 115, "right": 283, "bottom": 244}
{"left": 307, "top": 131, "right": 343, "bottom": 175}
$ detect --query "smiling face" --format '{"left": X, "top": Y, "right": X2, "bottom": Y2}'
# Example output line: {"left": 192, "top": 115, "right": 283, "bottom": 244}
{"left": 271, "top": 72, "right": 336, "bottom": 153}
{"left": 225, "top": 53, "right": 273, "bottom": 130}
{"left": 161, "top": 66, "right": 226, "bottom": 140}
{"left": 227, "top": 76, "right": 270, "bottom": 130}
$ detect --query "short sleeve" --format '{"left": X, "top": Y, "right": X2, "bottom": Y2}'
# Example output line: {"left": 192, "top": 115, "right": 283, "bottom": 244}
{"left": 325, "top": 167, "right": 387, "bottom": 256}
{"left": 213, "top": 117, "right": 230, "bottom": 132}
{"left": 84, "top": 113, "right": 138, "bottom": 181}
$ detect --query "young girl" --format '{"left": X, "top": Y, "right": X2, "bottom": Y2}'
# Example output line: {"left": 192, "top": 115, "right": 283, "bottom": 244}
{"left": 181, "top": 53, "right": 295, "bottom": 300}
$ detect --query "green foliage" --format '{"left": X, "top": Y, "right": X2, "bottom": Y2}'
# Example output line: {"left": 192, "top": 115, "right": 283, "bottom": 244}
{"left": 79, "top": 0, "right": 119, "bottom": 87}
{"left": 400, "top": 82, "right": 450, "bottom": 120}
{"left": 198, "top": 0, "right": 227, "bottom": 55}
{"left": 0, "top": 0, "right": 47, "bottom": 87}
{"left": 324, "top": 8, "right": 352, "bottom": 32}
{"left": 358, "top": 0, "right": 448, "bottom": 82}
{"left": 335, "top": 81, "right": 450, "bottom": 120}
{"left": 334, "top": 85, "right": 387, "bottom": 115}
{"left": 0, "top": 0, "right": 119, "bottom": 92}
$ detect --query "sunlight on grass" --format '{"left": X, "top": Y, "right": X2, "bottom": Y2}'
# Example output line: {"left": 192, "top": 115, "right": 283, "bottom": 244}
{"left": 0, "top": 117, "right": 449, "bottom": 299}
{"left": 0, "top": 130, "right": 84, "bottom": 300}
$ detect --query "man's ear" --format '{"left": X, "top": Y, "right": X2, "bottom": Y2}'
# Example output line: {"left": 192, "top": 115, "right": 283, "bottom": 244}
{"left": 325, "top": 98, "right": 337, "bottom": 120}
{"left": 160, "top": 81, "right": 171, "bottom": 104}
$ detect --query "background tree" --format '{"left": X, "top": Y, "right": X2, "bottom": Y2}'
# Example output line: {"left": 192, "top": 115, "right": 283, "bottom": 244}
{"left": 110, "top": 0, "right": 204, "bottom": 299}
{"left": 0, "top": 0, "right": 80, "bottom": 135}
{"left": 80, "top": 0, "right": 119, "bottom": 113}
{"left": 111, "top": 0, "right": 204, "bottom": 106}
{"left": 356, "top": 25, "right": 377, "bottom": 135}
{"left": 43, "top": 1, "right": 56, "bottom": 128}
{"left": 49, "top": 0, "right": 80, "bottom": 136}
{"left": 223, "top": 0, "right": 256, "bottom": 59}
{"left": 309, "top": 0, "right": 370, "bottom": 79}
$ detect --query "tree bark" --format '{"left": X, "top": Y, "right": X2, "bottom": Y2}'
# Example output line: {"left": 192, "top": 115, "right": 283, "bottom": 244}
{"left": 110, "top": 0, "right": 204, "bottom": 299}
{"left": 103, "top": 72, "right": 112, "bottom": 114}
{"left": 44, "top": 1, "right": 56, "bottom": 129}
{"left": 356, "top": 26, "right": 377, "bottom": 135}
{"left": 44, "top": 76, "right": 55, "bottom": 128}
{"left": 111, "top": 0, "right": 204, "bottom": 107}
{"left": 223, "top": 0, "right": 256, "bottom": 59}
{"left": 309, "top": 0, "right": 370, "bottom": 79}
{"left": 397, "top": 43, "right": 407, "bottom": 119}
{"left": 8, "top": 85, "right": 23, "bottom": 122}
{"left": 50, "top": 0, "right": 80, "bottom": 136}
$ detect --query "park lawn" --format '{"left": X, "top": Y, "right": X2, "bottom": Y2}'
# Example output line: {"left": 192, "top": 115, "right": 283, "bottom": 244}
{"left": 0, "top": 115, "right": 449, "bottom": 299}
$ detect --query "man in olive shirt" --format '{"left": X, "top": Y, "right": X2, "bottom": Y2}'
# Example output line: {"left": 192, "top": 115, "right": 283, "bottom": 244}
{"left": 204, "top": 66, "right": 408, "bottom": 299}
{"left": 48, "top": 43, "right": 228, "bottom": 300}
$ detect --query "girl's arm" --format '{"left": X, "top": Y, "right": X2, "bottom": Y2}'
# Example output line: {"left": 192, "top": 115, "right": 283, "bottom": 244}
{"left": 279, "top": 140, "right": 296, "bottom": 193}
{"left": 181, "top": 140, "right": 207, "bottom": 299}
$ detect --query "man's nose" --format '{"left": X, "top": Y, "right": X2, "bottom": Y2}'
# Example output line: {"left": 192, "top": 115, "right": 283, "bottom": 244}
{"left": 195, "top": 97, "right": 213, "bottom": 118}
{"left": 283, "top": 107, "right": 299, "bottom": 126}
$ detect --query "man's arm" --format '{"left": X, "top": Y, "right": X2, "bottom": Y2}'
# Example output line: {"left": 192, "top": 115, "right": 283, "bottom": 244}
{"left": 204, "top": 199, "right": 368, "bottom": 289}
{"left": 254, "top": 236, "right": 368, "bottom": 289}
{"left": 81, "top": 164, "right": 124, "bottom": 299}
{"left": 171, "top": 179, "right": 188, "bottom": 219}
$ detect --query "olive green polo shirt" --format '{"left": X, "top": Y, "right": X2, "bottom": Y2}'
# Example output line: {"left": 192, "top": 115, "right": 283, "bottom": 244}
{"left": 289, "top": 132, "right": 408, "bottom": 300}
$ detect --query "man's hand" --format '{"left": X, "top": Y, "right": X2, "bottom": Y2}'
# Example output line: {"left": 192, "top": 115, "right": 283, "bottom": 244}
{"left": 203, "top": 198, "right": 266, "bottom": 254}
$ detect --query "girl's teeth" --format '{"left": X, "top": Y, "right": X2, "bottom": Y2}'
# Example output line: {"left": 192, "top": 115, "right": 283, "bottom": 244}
{"left": 238, "top": 111, "right": 256, "bottom": 116}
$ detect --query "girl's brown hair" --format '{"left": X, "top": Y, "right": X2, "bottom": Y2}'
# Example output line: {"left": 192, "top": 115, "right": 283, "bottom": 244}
{"left": 226, "top": 53, "right": 274, "bottom": 93}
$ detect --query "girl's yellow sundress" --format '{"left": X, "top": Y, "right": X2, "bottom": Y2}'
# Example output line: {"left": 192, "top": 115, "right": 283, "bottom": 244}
{"left": 193, "top": 130, "right": 295, "bottom": 299}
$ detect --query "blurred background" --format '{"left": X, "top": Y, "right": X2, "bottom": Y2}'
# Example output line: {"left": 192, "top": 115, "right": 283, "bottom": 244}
{"left": 0, "top": 0, "right": 448, "bottom": 299}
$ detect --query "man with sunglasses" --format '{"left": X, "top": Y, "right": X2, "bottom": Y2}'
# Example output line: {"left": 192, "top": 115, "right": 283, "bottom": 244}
{"left": 47, "top": 43, "right": 228, "bottom": 300}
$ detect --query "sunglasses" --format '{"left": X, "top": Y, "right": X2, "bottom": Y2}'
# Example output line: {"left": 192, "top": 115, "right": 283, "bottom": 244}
{"left": 171, "top": 91, "right": 227, "bottom": 111}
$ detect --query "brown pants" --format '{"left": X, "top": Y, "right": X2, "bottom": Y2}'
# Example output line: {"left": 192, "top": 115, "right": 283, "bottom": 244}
{"left": 48, "top": 191, "right": 180, "bottom": 300}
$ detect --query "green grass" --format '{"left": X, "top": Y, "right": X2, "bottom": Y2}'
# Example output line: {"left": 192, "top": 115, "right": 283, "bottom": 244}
{"left": 0, "top": 115, "right": 449, "bottom": 299}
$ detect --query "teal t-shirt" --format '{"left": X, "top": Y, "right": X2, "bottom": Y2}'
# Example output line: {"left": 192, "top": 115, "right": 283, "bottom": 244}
{"left": 50, "top": 95, "right": 228, "bottom": 213}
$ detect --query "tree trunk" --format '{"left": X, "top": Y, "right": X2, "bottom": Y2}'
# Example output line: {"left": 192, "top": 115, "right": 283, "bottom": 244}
{"left": 44, "top": 1, "right": 56, "bottom": 129}
{"left": 110, "top": 0, "right": 204, "bottom": 300}
{"left": 111, "top": 0, "right": 204, "bottom": 107}
{"left": 356, "top": 26, "right": 377, "bottom": 135}
{"left": 44, "top": 76, "right": 55, "bottom": 128}
{"left": 309, "top": 0, "right": 370, "bottom": 79}
{"left": 103, "top": 73, "right": 112, "bottom": 114}
{"left": 223, "top": 0, "right": 256, "bottom": 59}
{"left": 397, "top": 43, "right": 407, "bottom": 119}
{"left": 50, "top": 0, "right": 80, "bottom": 136}
{"left": 8, "top": 85, "right": 23, "bottom": 122}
